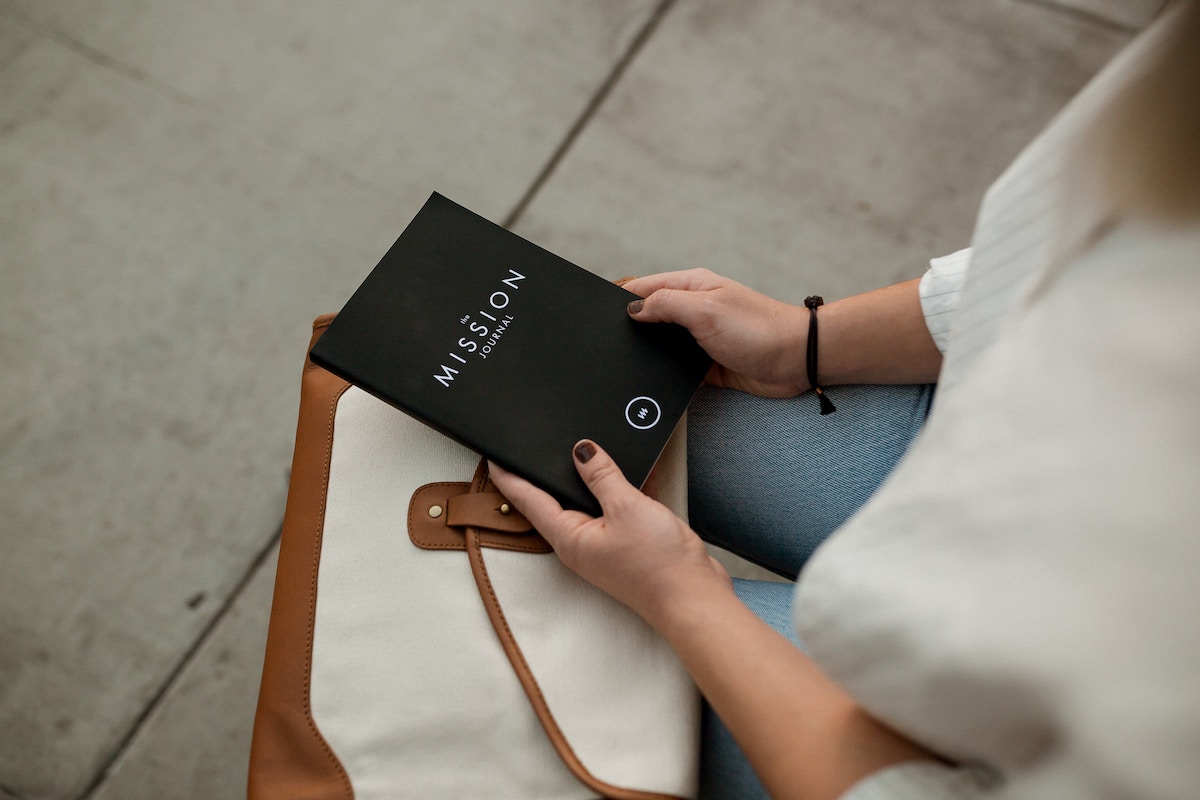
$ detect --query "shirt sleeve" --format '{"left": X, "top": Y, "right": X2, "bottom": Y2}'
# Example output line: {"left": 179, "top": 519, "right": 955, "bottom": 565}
{"left": 918, "top": 248, "right": 971, "bottom": 353}
{"left": 839, "top": 761, "right": 999, "bottom": 800}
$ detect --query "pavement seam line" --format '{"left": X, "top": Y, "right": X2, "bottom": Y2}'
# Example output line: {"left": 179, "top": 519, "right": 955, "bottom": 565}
{"left": 1, "top": 8, "right": 210, "bottom": 113}
{"left": 503, "top": 0, "right": 678, "bottom": 229}
{"left": 75, "top": 526, "right": 284, "bottom": 800}
{"left": 2, "top": 7, "right": 400, "bottom": 202}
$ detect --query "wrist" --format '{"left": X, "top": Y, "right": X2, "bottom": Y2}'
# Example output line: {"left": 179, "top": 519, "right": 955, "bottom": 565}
{"left": 648, "top": 568, "right": 740, "bottom": 643}
{"left": 769, "top": 301, "right": 814, "bottom": 395}
{"left": 795, "top": 294, "right": 856, "bottom": 390}
{"left": 808, "top": 280, "right": 943, "bottom": 387}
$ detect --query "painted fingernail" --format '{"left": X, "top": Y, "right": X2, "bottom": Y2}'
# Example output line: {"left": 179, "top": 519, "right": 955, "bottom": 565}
{"left": 627, "top": 299, "right": 644, "bottom": 315}
{"left": 574, "top": 441, "right": 596, "bottom": 463}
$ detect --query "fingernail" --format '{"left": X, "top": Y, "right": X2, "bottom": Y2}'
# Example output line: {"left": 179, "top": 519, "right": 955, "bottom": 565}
{"left": 574, "top": 440, "right": 596, "bottom": 463}
{"left": 627, "top": 299, "right": 644, "bottom": 316}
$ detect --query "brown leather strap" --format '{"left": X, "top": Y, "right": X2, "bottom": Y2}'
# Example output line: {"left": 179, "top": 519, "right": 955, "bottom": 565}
{"left": 458, "top": 457, "right": 685, "bottom": 797}
{"left": 465, "top": 521, "right": 687, "bottom": 800}
{"left": 446, "top": 491, "right": 531, "bottom": 532}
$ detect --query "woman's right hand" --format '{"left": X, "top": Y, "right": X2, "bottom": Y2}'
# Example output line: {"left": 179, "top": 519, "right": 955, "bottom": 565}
{"left": 623, "top": 269, "right": 811, "bottom": 398}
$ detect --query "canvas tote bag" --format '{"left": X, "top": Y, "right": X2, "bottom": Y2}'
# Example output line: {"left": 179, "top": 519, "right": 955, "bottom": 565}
{"left": 248, "top": 315, "right": 700, "bottom": 800}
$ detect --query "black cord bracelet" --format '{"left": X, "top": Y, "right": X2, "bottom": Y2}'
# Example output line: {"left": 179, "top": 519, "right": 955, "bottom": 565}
{"left": 804, "top": 296, "right": 836, "bottom": 415}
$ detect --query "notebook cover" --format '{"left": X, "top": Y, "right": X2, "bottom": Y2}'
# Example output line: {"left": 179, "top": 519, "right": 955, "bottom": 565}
{"left": 310, "top": 192, "right": 711, "bottom": 516}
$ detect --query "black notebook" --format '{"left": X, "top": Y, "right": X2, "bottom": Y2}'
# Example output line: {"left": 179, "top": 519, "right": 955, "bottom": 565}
{"left": 310, "top": 193, "right": 711, "bottom": 515}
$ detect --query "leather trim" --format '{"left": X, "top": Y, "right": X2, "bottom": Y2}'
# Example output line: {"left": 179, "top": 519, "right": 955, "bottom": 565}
{"left": 409, "top": 482, "right": 551, "bottom": 554}
{"left": 248, "top": 315, "right": 353, "bottom": 800}
{"left": 407, "top": 482, "right": 474, "bottom": 549}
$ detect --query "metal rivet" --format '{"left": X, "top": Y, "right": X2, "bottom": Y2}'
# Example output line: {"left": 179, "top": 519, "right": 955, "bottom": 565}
{"left": 498, "top": 503, "right": 511, "bottom": 515}
{"left": 428, "top": 504, "right": 443, "bottom": 519}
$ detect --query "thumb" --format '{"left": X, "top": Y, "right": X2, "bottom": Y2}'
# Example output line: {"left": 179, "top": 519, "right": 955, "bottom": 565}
{"left": 628, "top": 287, "right": 703, "bottom": 330}
{"left": 573, "top": 440, "right": 639, "bottom": 517}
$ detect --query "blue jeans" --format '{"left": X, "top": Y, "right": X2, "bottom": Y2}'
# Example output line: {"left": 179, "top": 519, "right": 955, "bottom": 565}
{"left": 686, "top": 383, "right": 935, "bottom": 799}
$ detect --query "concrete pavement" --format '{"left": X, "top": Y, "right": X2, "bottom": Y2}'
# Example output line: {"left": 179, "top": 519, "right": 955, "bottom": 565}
{"left": 0, "top": 1, "right": 1158, "bottom": 797}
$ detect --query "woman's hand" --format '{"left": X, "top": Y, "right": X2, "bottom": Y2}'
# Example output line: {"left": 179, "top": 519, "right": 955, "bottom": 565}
{"left": 622, "top": 269, "right": 811, "bottom": 398}
{"left": 624, "top": 271, "right": 945, "bottom": 395}
{"left": 491, "top": 439, "right": 940, "bottom": 800}
{"left": 488, "top": 439, "right": 732, "bottom": 632}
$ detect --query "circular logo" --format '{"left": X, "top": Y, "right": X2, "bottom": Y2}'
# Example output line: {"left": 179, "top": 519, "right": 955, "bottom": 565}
{"left": 625, "top": 396, "right": 661, "bottom": 430}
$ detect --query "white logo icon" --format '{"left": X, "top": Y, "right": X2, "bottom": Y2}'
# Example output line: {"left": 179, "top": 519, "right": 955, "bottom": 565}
{"left": 624, "top": 396, "right": 662, "bottom": 430}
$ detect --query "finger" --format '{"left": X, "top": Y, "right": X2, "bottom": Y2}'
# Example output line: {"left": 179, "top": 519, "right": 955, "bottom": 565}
{"left": 487, "top": 461, "right": 591, "bottom": 546}
{"left": 629, "top": 286, "right": 719, "bottom": 339}
{"left": 572, "top": 440, "right": 641, "bottom": 518}
{"left": 622, "top": 268, "right": 717, "bottom": 299}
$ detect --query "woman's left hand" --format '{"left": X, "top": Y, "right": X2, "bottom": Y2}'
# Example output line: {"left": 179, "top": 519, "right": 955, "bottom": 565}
{"left": 494, "top": 441, "right": 940, "bottom": 800}
{"left": 488, "top": 439, "right": 732, "bottom": 632}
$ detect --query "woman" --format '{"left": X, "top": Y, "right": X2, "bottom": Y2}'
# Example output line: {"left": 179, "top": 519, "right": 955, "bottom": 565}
{"left": 491, "top": 3, "right": 1200, "bottom": 798}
